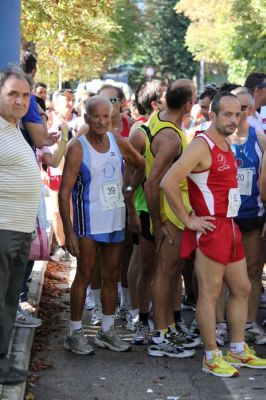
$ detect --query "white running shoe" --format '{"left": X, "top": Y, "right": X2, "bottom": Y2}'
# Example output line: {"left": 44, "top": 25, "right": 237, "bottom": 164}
{"left": 90, "top": 306, "right": 102, "bottom": 326}
{"left": 125, "top": 312, "right": 139, "bottom": 331}
{"left": 94, "top": 326, "right": 131, "bottom": 352}
{"left": 132, "top": 322, "right": 151, "bottom": 345}
{"left": 216, "top": 322, "right": 228, "bottom": 346}
{"left": 64, "top": 329, "right": 94, "bottom": 355}
{"left": 245, "top": 322, "right": 266, "bottom": 345}
{"left": 15, "top": 310, "right": 42, "bottom": 328}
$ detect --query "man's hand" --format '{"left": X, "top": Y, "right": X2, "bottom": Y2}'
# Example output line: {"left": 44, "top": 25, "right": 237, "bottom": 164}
{"left": 44, "top": 132, "right": 60, "bottom": 146}
{"left": 65, "top": 231, "right": 79, "bottom": 257}
{"left": 185, "top": 215, "right": 216, "bottom": 234}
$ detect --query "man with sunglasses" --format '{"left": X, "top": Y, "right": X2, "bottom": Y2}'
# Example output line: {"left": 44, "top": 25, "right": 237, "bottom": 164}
{"left": 99, "top": 84, "right": 134, "bottom": 137}
{"left": 228, "top": 87, "right": 266, "bottom": 345}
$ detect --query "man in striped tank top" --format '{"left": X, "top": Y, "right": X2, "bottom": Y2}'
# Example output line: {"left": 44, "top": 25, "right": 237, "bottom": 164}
{"left": 0, "top": 66, "right": 41, "bottom": 385}
{"left": 161, "top": 92, "right": 266, "bottom": 377}
{"left": 59, "top": 96, "right": 145, "bottom": 355}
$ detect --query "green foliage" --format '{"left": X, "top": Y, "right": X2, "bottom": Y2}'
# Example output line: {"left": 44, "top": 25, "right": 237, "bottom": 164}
{"left": 175, "top": 0, "right": 266, "bottom": 82}
{"left": 21, "top": 0, "right": 141, "bottom": 88}
{"left": 127, "top": 0, "right": 197, "bottom": 85}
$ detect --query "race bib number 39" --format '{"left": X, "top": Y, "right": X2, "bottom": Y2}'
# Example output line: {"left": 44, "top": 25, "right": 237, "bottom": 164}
{"left": 100, "top": 182, "right": 124, "bottom": 210}
{"left": 237, "top": 168, "right": 253, "bottom": 196}
{"left": 227, "top": 187, "right": 241, "bottom": 217}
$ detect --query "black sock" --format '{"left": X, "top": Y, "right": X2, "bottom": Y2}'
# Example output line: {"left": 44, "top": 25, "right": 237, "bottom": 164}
{"left": 174, "top": 310, "right": 181, "bottom": 324}
{"left": 139, "top": 312, "right": 149, "bottom": 325}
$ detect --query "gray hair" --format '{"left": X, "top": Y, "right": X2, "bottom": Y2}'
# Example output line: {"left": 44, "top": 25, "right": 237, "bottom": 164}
{"left": 0, "top": 65, "right": 33, "bottom": 91}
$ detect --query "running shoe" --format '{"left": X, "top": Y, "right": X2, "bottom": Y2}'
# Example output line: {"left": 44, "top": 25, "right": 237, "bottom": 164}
{"left": 15, "top": 310, "right": 42, "bottom": 328}
{"left": 64, "top": 329, "right": 94, "bottom": 355}
{"left": 115, "top": 305, "right": 129, "bottom": 321}
{"left": 216, "top": 322, "right": 228, "bottom": 346}
{"left": 166, "top": 327, "right": 200, "bottom": 349}
{"left": 176, "top": 320, "right": 201, "bottom": 347}
{"left": 50, "top": 247, "right": 71, "bottom": 262}
{"left": 190, "top": 318, "right": 200, "bottom": 337}
{"left": 202, "top": 350, "right": 239, "bottom": 377}
{"left": 148, "top": 337, "right": 195, "bottom": 358}
{"left": 94, "top": 326, "right": 131, "bottom": 352}
{"left": 225, "top": 343, "right": 266, "bottom": 369}
{"left": 245, "top": 322, "right": 266, "bottom": 345}
{"left": 259, "top": 291, "right": 266, "bottom": 308}
{"left": 132, "top": 322, "right": 151, "bottom": 345}
{"left": 125, "top": 312, "right": 139, "bottom": 331}
{"left": 181, "top": 295, "right": 196, "bottom": 311}
{"left": 85, "top": 287, "right": 95, "bottom": 311}
{"left": 90, "top": 306, "right": 102, "bottom": 326}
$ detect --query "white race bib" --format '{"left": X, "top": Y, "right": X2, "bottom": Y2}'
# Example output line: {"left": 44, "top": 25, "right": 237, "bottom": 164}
{"left": 227, "top": 187, "right": 241, "bottom": 217}
{"left": 237, "top": 168, "right": 253, "bottom": 196}
{"left": 100, "top": 181, "right": 124, "bottom": 210}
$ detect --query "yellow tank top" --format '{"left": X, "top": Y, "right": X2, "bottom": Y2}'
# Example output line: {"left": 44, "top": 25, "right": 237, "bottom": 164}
{"left": 145, "top": 112, "right": 191, "bottom": 230}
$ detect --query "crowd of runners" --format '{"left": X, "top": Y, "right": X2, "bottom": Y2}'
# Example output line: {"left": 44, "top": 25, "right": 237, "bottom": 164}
{"left": 1, "top": 50, "right": 266, "bottom": 385}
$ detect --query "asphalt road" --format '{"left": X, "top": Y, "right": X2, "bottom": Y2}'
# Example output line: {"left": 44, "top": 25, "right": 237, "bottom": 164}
{"left": 26, "top": 261, "right": 266, "bottom": 400}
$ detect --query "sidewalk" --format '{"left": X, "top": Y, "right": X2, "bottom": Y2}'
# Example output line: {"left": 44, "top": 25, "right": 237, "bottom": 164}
{"left": 0, "top": 259, "right": 48, "bottom": 400}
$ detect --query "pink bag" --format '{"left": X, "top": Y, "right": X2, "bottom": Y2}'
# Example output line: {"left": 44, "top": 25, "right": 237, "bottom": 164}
{"left": 29, "top": 222, "right": 50, "bottom": 261}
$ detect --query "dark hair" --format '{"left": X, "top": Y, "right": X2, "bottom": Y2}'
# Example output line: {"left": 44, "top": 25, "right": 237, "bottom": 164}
{"left": 20, "top": 51, "right": 37, "bottom": 74}
{"left": 99, "top": 84, "right": 125, "bottom": 101}
{"left": 199, "top": 88, "right": 217, "bottom": 101}
{"left": 218, "top": 82, "right": 240, "bottom": 93}
{"left": 136, "top": 79, "right": 168, "bottom": 115}
{"left": 0, "top": 65, "right": 33, "bottom": 91}
{"left": 35, "top": 82, "right": 47, "bottom": 90}
{"left": 244, "top": 72, "right": 266, "bottom": 91}
{"left": 166, "top": 82, "right": 193, "bottom": 110}
{"left": 211, "top": 91, "right": 238, "bottom": 115}
{"left": 58, "top": 88, "right": 74, "bottom": 96}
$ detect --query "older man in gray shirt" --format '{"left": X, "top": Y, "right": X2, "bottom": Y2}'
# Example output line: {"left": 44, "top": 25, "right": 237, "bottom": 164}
{"left": 0, "top": 65, "right": 41, "bottom": 385}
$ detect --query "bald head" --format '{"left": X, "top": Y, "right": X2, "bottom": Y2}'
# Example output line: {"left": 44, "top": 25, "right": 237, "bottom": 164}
{"left": 231, "top": 86, "right": 254, "bottom": 107}
{"left": 85, "top": 95, "right": 111, "bottom": 116}
{"left": 166, "top": 79, "right": 196, "bottom": 110}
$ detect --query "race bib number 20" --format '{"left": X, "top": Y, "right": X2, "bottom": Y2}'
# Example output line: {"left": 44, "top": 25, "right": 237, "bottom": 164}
{"left": 237, "top": 168, "right": 253, "bottom": 196}
{"left": 100, "top": 182, "right": 124, "bottom": 210}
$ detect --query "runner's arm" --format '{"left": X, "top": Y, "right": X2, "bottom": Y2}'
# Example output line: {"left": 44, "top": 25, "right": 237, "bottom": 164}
{"left": 59, "top": 140, "right": 82, "bottom": 256}
{"left": 160, "top": 138, "right": 216, "bottom": 233}
{"left": 144, "top": 129, "right": 181, "bottom": 236}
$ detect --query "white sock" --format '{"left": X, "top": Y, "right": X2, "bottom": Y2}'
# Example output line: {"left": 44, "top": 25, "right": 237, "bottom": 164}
{"left": 101, "top": 314, "right": 115, "bottom": 332}
{"left": 129, "top": 308, "right": 139, "bottom": 319}
{"left": 91, "top": 289, "right": 101, "bottom": 308}
{"left": 205, "top": 349, "right": 220, "bottom": 361}
{"left": 120, "top": 287, "right": 130, "bottom": 309}
{"left": 230, "top": 342, "right": 245, "bottom": 354}
{"left": 70, "top": 320, "right": 82, "bottom": 334}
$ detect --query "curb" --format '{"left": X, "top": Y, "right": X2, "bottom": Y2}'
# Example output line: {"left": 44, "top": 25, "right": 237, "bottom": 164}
{"left": 0, "top": 259, "right": 47, "bottom": 400}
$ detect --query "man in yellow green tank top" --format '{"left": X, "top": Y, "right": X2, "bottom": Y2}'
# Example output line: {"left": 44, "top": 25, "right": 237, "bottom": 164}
{"left": 144, "top": 79, "right": 199, "bottom": 358}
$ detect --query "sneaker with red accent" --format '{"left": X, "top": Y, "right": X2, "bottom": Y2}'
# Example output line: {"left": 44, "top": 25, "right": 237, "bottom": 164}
{"left": 225, "top": 343, "right": 266, "bottom": 369}
{"left": 202, "top": 350, "right": 239, "bottom": 377}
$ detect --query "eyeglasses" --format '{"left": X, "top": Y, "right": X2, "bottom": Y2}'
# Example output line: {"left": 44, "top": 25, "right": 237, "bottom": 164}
{"left": 241, "top": 105, "right": 248, "bottom": 111}
{"left": 257, "top": 83, "right": 266, "bottom": 89}
{"left": 109, "top": 97, "right": 120, "bottom": 104}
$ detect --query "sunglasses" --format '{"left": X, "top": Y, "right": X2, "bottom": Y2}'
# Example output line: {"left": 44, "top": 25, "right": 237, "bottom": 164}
{"left": 257, "top": 83, "right": 266, "bottom": 89}
{"left": 109, "top": 97, "right": 120, "bottom": 104}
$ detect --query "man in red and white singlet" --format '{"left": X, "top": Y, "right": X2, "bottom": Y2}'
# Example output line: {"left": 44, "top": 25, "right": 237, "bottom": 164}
{"left": 161, "top": 92, "right": 266, "bottom": 377}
